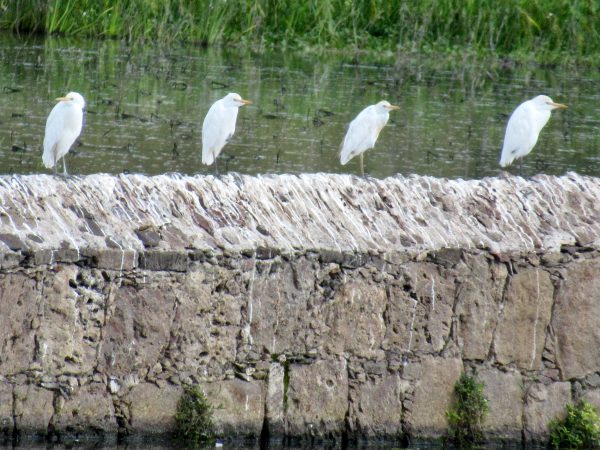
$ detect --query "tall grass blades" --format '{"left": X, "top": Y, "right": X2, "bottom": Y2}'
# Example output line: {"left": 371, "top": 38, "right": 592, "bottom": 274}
{"left": 1, "top": 1, "right": 599, "bottom": 61}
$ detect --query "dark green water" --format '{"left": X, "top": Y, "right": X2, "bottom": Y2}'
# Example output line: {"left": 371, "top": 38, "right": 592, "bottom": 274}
{"left": 1, "top": 34, "right": 599, "bottom": 179}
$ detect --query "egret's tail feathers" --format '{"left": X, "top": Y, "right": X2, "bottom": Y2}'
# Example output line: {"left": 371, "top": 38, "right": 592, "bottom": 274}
{"left": 202, "top": 149, "right": 215, "bottom": 166}
{"left": 42, "top": 146, "right": 56, "bottom": 169}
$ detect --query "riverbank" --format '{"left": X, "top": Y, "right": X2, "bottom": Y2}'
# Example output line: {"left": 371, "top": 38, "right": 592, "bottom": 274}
{"left": 2, "top": 1, "right": 599, "bottom": 65}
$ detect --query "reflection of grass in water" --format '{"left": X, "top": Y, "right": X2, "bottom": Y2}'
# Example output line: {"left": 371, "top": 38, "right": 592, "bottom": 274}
{"left": 1, "top": 1, "right": 600, "bottom": 63}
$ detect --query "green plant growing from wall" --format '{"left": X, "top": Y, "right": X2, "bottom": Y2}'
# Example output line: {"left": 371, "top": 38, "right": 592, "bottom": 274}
{"left": 549, "top": 400, "right": 600, "bottom": 449}
{"left": 446, "top": 372, "right": 488, "bottom": 448}
{"left": 175, "top": 385, "right": 216, "bottom": 446}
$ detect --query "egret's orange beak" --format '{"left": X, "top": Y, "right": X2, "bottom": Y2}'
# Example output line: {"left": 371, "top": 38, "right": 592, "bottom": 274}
{"left": 549, "top": 101, "right": 567, "bottom": 109}
{"left": 55, "top": 96, "right": 71, "bottom": 102}
{"left": 240, "top": 98, "right": 252, "bottom": 106}
{"left": 387, "top": 104, "right": 400, "bottom": 111}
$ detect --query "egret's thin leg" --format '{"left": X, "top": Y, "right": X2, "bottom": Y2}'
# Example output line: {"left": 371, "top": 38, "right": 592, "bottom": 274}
{"left": 360, "top": 153, "right": 365, "bottom": 177}
{"left": 53, "top": 154, "right": 58, "bottom": 175}
{"left": 214, "top": 157, "right": 219, "bottom": 176}
{"left": 63, "top": 156, "right": 68, "bottom": 177}
{"left": 518, "top": 158, "right": 523, "bottom": 177}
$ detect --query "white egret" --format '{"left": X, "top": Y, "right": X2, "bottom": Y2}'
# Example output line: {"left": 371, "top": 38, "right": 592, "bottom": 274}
{"left": 42, "top": 92, "right": 85, "bottom": 176}
{"left": 340, "top": 100, "right": 400, "bottom": 176}
{"left": 499, "top": 95, "right": 567, "bottom": 169}
{"left": 202, "top": 92, "right": 252, "bottom": 172}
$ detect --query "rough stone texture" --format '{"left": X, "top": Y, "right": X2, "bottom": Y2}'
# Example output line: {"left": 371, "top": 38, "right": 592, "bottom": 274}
{"left": 0, "top": 173, "right": 598, "bottom": 258}
{"left": 125, "top": 383, "right": 182, "bottom": 434}
{"left": 14, "top": 384, "right": 54, "bottom": 434}
{"left": 0, "top": 273, "right": 38, "bottom": 375}
{"left": 248, "top": 260, "right": 313, "bottom": 355}
{"left": 552, "top": 258, "right": 600, "bottom": 380}
{"left": 52, "top": 383, "right": 118, "bottom": 434}
{"left": 348, "top": 373, "right": 403, "bottom": 438}
{"left": 404, "top": 356, "right": 463, "bottom": 437}
{"left": 0, "top": 381, "right": 13, "bottom": 436}
{"left": 582, "top": 389, "right": 600, "bottom": 412}
{"left": 266, "top": 362, "right": 285, "bottom": 436}
{"left": 321, "top": 281, "right": 387, "bottom": 359}
{"left": 384, "top": 263, "right": 455, "bottom": 356}
{"left": 524, "top": 382, "right": 571, "bottom": 442}
{"left": 167, "top": 268, "right": 242, "bottom": 380}
{"left": 479, "top": 368, "right": 523, "bottom": 440}
{"left": 37, "top": 266, "right": 102, "bottom": 375}
{"left": 494, "top": 268, "right": 554, "bottom": 370}
{"left": 202, "top": 379, "right": 265, "bottom": 437}
{"left": 100, "top": 280, "right": 176, "bottom": 377}
{"left": 455, "top": 254, "right": 507, "bottom": 360}
{"left": 286, "top": 359, "right": 349, "bottom": 438}
{"left": 0, "top": 173, "right": 599, "bottom": 444}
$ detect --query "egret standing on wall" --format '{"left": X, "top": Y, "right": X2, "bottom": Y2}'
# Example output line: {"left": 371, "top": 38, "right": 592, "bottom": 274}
{"left": 499, "top": 95, "right": 567, "bottom": 169}
{"left": 340, "top": 100, "right": 400, "bottom": 176}
{"left": 202, "top": 93, "right": 252, "bottom": 173}
{"left": 43, "top": 92, "right": 85, "bottom": 176}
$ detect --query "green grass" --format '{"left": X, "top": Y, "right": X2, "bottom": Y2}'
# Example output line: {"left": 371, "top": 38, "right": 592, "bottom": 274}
{"left": 1, "top": 1, "right": 600, "bottom": 63}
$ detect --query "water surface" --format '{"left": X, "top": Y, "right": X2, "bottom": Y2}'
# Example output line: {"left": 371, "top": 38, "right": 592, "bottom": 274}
{"left": 0, "top": 34, "right": 598, "bottom": 179}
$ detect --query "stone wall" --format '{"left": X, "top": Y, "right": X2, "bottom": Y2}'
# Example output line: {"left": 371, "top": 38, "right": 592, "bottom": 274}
{"left": 0, "top": 173, "right": 600, "bottom": 445}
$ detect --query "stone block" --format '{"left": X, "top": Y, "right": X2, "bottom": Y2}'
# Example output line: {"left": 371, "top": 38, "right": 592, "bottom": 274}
{"left": 139, "top": 251, "right": 188, "bottom": 272}
{"left": 14, "top": 384, "right": 54, "bottom": 434}
{"left": 37, "top": 267, "right": 105, "bottom": 375}
{"left": 0, "top": 381, "right": 12, "bottom": 436}
{"left": 266, "top": 362, "right": 285, "bottom": 436}
{"left": 247, "top": 260, "right": 313, "bottom": 355}
{"left": 0, "top": 273, "right": 38, "bottom": 375}
{"left": 167, "top": 269, "right": 241, "bottom": 378}
{"left": 202, "top": 379, "right": 265, "bottom": 437}
{"left": 524, "top": 382, "right": 571, "bottom": 442}
{"left": 126, "top": 382, "right": 182, "bottom": 434}
{"left": 384, "top": 263, "right": 455, "bottom": 355}
{"left": 321, "top": 281, "right": 386, "bottom": 359}
{"left": 455, "top": 254, "right": 507, "bottom": 360}
{"left": 53, "top": 383, "right": 118, "bottom": 434}
{"left": 92, "top": 249, "right": 137, "bottom": 271}
{"left": 286, "top": 359, "right": 348, "bottom": 438}
{"left": 348, "top": 374, "right": 403, "bottom": 438}
{"left": 479, "top": 368, "right": 523, "bottom": 440}
{"left": 494, "top": 268, "right": 554, "bottom": 370}
{"left": 552, "top": 259, "right": 600, "bottom": 379}
{"left": 100, "top": 281, "right": 176, "bottom": 376}
{"left": 404, "top": 356, "right": 462, "bottom": 438}
{"left": 582, "top": 389, "right": 600, "bottom": 412}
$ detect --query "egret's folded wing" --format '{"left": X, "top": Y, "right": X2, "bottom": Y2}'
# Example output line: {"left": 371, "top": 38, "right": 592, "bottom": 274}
{"left": 42, "top": 104, "right": 65, "bottom": 168}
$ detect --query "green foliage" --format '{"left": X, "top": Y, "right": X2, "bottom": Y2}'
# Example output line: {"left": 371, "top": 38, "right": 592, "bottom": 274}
{"left": 446, "top": 373, "right": 488, "bottom": 448}
{"left": 549, "top": 401, "right": 600, "bottom": 449}
{"left": 175, "top": 385, "right": 216, "bottom": 446}
{"left": 1, "top": 1, "right": 600, "bottom": 62}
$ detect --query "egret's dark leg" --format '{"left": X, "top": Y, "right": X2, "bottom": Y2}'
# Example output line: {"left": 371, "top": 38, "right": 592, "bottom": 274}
{"left": 53, "top": 154, "right": 58, "bottom": 176}
{"left": 214, "top": 157, "right": 219, "bottom": 176}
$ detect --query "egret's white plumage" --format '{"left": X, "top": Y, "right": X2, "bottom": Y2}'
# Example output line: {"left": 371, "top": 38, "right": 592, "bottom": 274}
{"left": 340, "top": 100, "right": 400, "bottom": 175}
{"left": 499, "top": 95, "right": 567, "bottom": 168}
{"left": 42, "top": 92, "right": 85, "bottom": 176}
{"left": 202, "top": 93, "right": 252, "bottom": 168}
